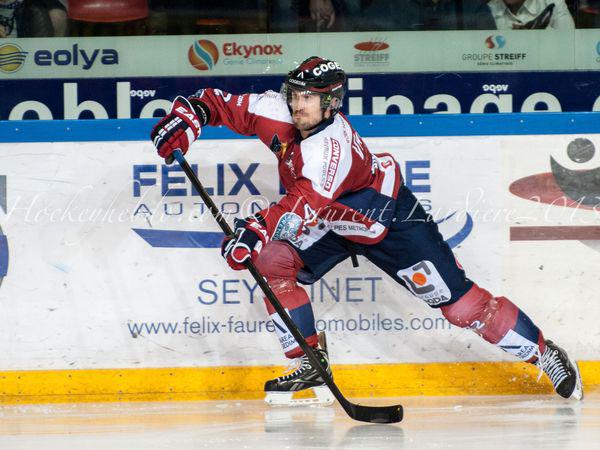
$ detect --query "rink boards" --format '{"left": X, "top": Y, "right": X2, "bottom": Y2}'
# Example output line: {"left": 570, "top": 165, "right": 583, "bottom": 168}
{"left": 0, "top": 114, "right": 599, "bottom": 402}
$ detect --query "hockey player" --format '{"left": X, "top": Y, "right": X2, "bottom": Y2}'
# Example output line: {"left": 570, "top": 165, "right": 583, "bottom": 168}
{"left": 151, "top": 56, "right": 583, "bottom": 404}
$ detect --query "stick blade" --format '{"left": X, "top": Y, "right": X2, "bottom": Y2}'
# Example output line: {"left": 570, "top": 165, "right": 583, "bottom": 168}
{"left": 351, "top": 404, "right": 403, "bottom": 424}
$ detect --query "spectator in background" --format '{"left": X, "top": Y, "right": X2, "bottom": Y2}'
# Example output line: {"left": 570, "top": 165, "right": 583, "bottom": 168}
{"left": 0, "top": 0, "right": 24, "bottom": 37}
{"left": 361, "top": 0, "right": 497, "bottom": 30}
{"left": 576, "top": 0, "right": 600, "bottom": 28}
{"left": 270, "top": 0, "right": 362, "bottom": 32}
{"left": 16, "top": 0, "right": 67, "bottom": 36}
{"left": 487, "top": 0, "right": 575, "bottom": 28}
{"left": 309, "top": 0, "right": 336, "bottom": 29}
{"left": 147, "top": 0, "right": 195, "bottom": 35}
{"left": 148, "top": 0, "right": 265, "bottom": 35}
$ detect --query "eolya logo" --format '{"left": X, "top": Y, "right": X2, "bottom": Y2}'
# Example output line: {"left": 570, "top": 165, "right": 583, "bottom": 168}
{"left": 188, "top": 39, "right": 219, "bottom": 71}
{"left": 509, "top": 138, "right": 600, "bottom": 242}
{"left": 0, "top": 43, "right": 28, "bottom": 74}
{"left": 485, "top": 35, "right": 506, "bottom": 49}
{"left": 0, "top": 176, "right": 8, "bottom": 286}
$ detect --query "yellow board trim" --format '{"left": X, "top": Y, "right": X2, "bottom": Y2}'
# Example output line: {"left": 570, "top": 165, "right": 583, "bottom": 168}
{"left": 0, "top": 361, "right": 598, "bottom": 404}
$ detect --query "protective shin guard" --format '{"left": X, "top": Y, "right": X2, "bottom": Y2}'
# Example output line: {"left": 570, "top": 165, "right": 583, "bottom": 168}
{"left": 255, "top": 241, "right": 318, "bottom": 358}
{"left": 441, "top": 284, "right": 546, "bottom": 362}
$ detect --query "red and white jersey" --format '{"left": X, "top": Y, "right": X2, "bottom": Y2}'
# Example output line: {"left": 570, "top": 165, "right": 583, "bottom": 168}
{"left": 192, "top": 88, "right": 402, "bottom": 245}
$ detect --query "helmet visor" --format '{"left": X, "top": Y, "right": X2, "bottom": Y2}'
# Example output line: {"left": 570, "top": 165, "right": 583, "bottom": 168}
{"left": 281, "top": 82, "right": 340, "bottom": 111}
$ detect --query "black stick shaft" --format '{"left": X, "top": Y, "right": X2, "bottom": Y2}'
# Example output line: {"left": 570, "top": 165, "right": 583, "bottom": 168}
{"left": 172, "top": 150, "right": 402, "bottom": 424}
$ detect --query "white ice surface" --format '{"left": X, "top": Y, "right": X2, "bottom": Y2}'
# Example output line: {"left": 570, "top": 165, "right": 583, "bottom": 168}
{"left": 0, "top": 393, "right": 598, "bottom": 449}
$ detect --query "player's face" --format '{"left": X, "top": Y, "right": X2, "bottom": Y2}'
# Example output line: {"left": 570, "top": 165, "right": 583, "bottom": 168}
{"left": 290, "top": 89, "right": 329, "bottom": 133}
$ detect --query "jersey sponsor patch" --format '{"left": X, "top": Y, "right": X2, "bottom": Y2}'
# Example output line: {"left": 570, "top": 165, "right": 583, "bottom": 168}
{"left": 330, "top": 220, "right": 386, "bottom": 239}
{"left": 396, "top": 260, "right": 452, "bottom": 306}
{"left": 270, "top": 309, "right": 299, "bottom": 352}
{"left": 323, "top": 138, "right": 341, "bottom": 192}
{"left": 287, "top": 217, "right": 330, "bottom": 251}
{"left": 270, "top": 304, "right": 316, "bottom": 354}
{"left": 273, "top": 207, "right": 330, "bottom": 251}
{"left": 497, "top": 329, "right": 539, "bottom": 361}
{"left": 272, "top": 212, "right": 303, "bottom": 241}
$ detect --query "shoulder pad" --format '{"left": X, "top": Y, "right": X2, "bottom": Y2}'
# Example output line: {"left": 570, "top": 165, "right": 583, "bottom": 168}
{"left": 248, "top": 91, "right": 292, "bottom": 123}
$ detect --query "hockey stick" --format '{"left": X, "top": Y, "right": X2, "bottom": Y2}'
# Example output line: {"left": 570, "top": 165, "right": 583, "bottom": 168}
{"left": 171, "top": 149, "right": 403, "bottom": 424}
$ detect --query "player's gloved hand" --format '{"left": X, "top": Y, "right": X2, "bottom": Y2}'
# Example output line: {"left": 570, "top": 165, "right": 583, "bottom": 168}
{"left": 150, "top": 96, "right": 202, "bottom": 163}
{"left": 221, "top": 217, "right": 269, "bottom": 270}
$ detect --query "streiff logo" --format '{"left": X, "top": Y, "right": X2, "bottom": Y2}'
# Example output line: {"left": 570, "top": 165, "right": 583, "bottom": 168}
{"left": 509, "top": 138, "right": 600, "bottom": 244}
{"left": 353, "top": 39, "right": 390, "bottom": 66}
{"left": 463, "top": 36, "right": 525, "bottom": 66}
{"left": 354, "top": 41, "right": 389, "bottom": 52}
{"left": 485, "top": 35, "right": 506, "bottom": 49}
{"left": 0, "top": 43, "right": 27, "bottom": 73}
{"left": 0, "top": 176, "right": 8, "bottom": 286}
{"left": 188, "top": 39, "right": 219, "bottom": 71}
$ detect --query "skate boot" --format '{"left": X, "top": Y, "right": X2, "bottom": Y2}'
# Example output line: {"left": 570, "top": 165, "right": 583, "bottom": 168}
{"left": 537, "top": 340, "right": 584, "bottom": 400}
{"left": 264, "top": 333, "right": 334, "bottom": 407}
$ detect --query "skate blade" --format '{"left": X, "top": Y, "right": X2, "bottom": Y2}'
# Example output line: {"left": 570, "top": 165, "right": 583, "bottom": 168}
{"left": 570, "top": 361, "right": 584, "bottom": 401}
{"left": 264, "top": 386, "right": 335, "bottom": 407}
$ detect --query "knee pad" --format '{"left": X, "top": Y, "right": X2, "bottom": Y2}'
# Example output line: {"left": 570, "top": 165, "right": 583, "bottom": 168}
{"left": 254, "top": 241, "right": 303, "bottom": 284}
{"left": 254, "top": 240, "right": 305, "bottom": 309}
{"left": 440, "top": 284, "right": 519, "bottom": 344}
{"left": 441, "top": 284, "right": 544, "bottom": 362}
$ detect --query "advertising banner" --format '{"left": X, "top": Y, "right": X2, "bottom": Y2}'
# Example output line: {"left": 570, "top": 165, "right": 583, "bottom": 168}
{"left": 1, "top": 31, "right": 599, "bottom": 120}
{"left": 0, "top": 133, "right": 598, "bottom": 371}
{"left": 1, "top": 31, "right": 598, "bottom": 79}
{"left": 1, "top": 70, "right": 600, "bottom": 121}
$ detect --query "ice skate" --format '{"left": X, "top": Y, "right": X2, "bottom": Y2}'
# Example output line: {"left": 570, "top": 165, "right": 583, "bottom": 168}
{"left": 537, "top": 340, "right": 584, "bottom": 400}
{"left": 264, "top": 332, "right": 334, "bottom": 407}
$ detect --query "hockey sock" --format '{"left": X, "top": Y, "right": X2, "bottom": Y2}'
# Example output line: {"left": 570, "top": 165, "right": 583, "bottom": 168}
{"left": 441, "top": 284, "right": 546, "bottom": 363}
{"left": 263, "top": 280, "right": 318, "bottom": 359}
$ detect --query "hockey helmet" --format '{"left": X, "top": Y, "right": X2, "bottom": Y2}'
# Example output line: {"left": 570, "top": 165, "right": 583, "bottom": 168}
{"left": 282, "top": 56, "right": 346, "bottom": 115}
